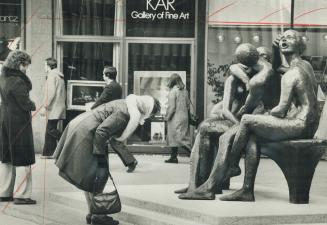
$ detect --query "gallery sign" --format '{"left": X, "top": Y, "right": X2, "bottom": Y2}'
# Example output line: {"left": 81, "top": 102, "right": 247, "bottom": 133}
{"left": 127, "top": 0, "right": 194, "bottom": 22}
{"left": 0, "top": 16, "right": 19, "bottom": 23}
{"left": 0, "top": 1, "right": 21, "bottom": 24}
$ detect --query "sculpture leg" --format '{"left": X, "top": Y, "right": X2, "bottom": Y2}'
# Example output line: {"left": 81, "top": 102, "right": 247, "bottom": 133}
{"left": 178, "top": 127, "right": 238, "bottom": 200}
{"left": 220, "top": 135, "right": 259, "bottom": 201}
{"left": 174, "top": 133, "right": 201, "bottom": 194}
{"left": 221, "top": 115, "right": 306, "bottom": 202}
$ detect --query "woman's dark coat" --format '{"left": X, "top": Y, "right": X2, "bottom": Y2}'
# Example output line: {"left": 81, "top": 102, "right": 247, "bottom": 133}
{"left": 0, "top": 67, "right": 36, "bottom": 166}
{"left": 53, "top": 100, "right": 129, "bottom": 192}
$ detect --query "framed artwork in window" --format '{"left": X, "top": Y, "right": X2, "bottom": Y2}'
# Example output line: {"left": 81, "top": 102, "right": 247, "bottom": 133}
{"left": 67, "top": 80, "right": 106, "bottom": 111}
{"left": 133, "top": 71, "right": 186, "bottom": 116}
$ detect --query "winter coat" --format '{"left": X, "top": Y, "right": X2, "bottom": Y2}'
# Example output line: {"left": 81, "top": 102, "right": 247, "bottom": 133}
{"left": 165, "top": 86, "right": 191, "bottom": 149}
{"left": 0, "top": 67, "right": 36, "bottom": 166}
{"left": 91, "top": 80, "right": 122, "bottom": 109}
{"left": 44, "top": 69, "right": 66, "bottom": 120}
{"left": 53, "top": 100, "right": 130, "bottom": 192}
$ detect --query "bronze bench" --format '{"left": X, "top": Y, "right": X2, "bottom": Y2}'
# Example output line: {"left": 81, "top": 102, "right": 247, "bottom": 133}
{"left": 201, "top": 132, "right": 327, "bottom": 204}
{"left": 260, "top": 139, "right": 327, "bottom": 204}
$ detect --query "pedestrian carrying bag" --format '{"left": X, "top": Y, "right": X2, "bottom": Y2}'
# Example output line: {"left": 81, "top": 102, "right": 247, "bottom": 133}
{"left": 90, "top": 171, "right": 122, "bottom": 215}
{"left": 189, "top": 99, "right": 200, "bottom": 127}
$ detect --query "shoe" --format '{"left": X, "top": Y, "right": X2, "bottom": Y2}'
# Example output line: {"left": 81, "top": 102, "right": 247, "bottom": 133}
{"left": 165, "top": 158, "right": 178, "bottom": 163}
{"left": 13, "top": 198, "right": 37, "bottom": 205}
{"left": 86, "top": 213, "right": 92, "bottom": 224}
{"left": 91, "top": 215, "right": 119, "bottom": 225}
{"left": 126, "top": 160, "right": 138, "bottom": 173}
{"left": 0, "top": 196, "right": 13, "bottom": 202}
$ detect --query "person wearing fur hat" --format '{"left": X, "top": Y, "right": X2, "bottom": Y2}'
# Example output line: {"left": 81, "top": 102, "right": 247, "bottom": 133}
{"left": 53, "top": 94, "right": 160, "bottom": 225}
{"left": 0, "top": 50, "right": 36, "bottom": 205}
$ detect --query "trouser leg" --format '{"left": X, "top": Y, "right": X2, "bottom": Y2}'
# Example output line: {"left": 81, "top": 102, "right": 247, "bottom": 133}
{"left": 95, "top": 112, "right": 136, "bottom": 167}
{"left": 15, "top": 166, "right": 32, "bottom": 199}
{"left": 43, "top": 119, "right": 60, "bottom": 156}
{"left": 170, "top": 147, "right": 178, "bottom": 159}
{"left": 0, "top": 163, "right": 15, "bottom": 197}
{"left": 109, "top": 139, "right": 136, "bottom": 167}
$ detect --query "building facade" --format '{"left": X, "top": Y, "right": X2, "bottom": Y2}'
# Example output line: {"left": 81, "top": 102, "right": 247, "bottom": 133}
{"left": 1, "top": 0, "right": 326, "bottom": 153}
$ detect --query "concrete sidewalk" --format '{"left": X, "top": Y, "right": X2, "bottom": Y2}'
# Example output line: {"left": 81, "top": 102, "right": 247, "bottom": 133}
{"left": 1, "top": 154, "right": 327, "bottom": 224}
{"left": 0, "top": 214, "right": 39, "bottom": 225}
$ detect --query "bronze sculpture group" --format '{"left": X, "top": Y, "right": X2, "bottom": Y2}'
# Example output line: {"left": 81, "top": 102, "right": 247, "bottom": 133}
{"left": 177, "top": 29, "right": 322, "bottom": 202}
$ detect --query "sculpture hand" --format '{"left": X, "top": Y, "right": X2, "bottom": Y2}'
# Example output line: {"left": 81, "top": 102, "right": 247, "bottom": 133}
{"left": 236, "top": 106, "right": 245, "bottom": 119}
{"left": 273, "top": 34, "right": 282, "bottom": 48}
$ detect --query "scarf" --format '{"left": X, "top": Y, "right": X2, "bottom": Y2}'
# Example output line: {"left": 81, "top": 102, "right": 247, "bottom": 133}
{"left": 126, "top": 94, "right": 154, "bottom": 125}
{"left": 115, "top": 94, "right": 154, "bottom": 142}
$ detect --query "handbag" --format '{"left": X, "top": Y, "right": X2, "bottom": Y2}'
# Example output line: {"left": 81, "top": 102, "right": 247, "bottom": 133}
{"left": 90, "top": 171, "right": 122, "bottom": 215}
{"left": 189, "top": 99, "right": 200, "bottom": 127}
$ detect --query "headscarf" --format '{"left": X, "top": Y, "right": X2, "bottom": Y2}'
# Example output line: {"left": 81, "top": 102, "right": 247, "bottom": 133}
{"left": 115, "top": 94, "right": 154, "bottom": 141}
{"left": 133, "top": 94, "right": 154, "bottom": 125}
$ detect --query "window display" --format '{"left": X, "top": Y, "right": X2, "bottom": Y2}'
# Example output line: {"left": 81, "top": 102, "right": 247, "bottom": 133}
{"left": 134, "top": 71, "right": 186, "bottom": 115}
{"left": 67, "top": 80, "right": 106, "bottom": 111}
{"left": 127, "top": 43, "right": 191, "bottom": 145}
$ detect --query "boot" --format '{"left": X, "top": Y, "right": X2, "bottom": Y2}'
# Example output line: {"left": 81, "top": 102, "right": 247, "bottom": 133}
{"left": 165, "top": 147, "right": 178, "bottom": 163}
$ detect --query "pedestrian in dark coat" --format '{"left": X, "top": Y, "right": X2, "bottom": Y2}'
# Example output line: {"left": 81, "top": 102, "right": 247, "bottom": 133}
{"left": 0, "top": 50, "right": 37, "bottom": 205}
{"left": 91, "top": 66, "right": 122, "bottom": 110}
{"left": 53, "top": 94, "right": 160, "bottom": 225}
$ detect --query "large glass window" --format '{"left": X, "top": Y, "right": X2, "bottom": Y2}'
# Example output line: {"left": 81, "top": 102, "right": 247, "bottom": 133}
{"left": 127, "top": 43, "right": 192, "bottom": 144}
{"left": 0, "top": 0, "right": 23, "bottom": 61}
{"left": 206, "top": 0, "right": 292, "bottom": 115}
{"left": 294, "top": 1, "right": 327, "bottom": 96}
{"left": 61, "top": 42, "right": 114, "bottom": 81}
{"left": 62, "top": 0, "right": 115, "bottom": 36}
{"left": 126, "top": 0, "right": 195, "bottom": 37}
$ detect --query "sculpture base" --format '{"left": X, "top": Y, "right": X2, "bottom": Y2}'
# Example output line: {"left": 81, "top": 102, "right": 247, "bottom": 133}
{"left": 50, "top": 184, "right": 327, "bottom": 225}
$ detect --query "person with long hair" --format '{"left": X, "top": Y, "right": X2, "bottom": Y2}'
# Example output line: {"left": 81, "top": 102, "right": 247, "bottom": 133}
{"left": 164, "top": 73, "right": 191, "bottom": 163}
{"left": 53, "top": 94, "right": 160, "bottom": 225}
{"left": 0, "top": 50, "right": 36, "bottom": 204}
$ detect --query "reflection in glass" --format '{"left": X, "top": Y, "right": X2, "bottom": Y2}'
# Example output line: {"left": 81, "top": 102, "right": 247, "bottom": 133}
{"left": 62, "top": 0, "right": 115, "bottom": 36}
{"left": 0, "top": 0, "right": 22, "bottom": 60}
{"left": 62, "top": 42, "right": 113, "bottom": 81}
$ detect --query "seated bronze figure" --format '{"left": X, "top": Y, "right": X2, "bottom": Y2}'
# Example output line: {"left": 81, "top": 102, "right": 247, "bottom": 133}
{"left": 178, "top": 43, "right": 274, "bottom": 200}
{"left": 220, "top": 29, "right": 320, "bottom": 202}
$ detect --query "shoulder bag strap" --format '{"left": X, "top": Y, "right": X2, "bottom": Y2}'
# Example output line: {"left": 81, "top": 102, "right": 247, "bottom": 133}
{"left": 108, "top": 171, "right": 118, "bottom": 191}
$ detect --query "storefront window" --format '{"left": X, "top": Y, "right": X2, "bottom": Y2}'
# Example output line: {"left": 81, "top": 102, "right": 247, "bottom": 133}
{"left": 0, "top": 0, "right": 23, "bottom": 62}
{"left": 206, "top": 0, "right": 292, "bottom": 115}
{"left": 294, "top": 1, "right": 327, "bottom": 96}
{"left": 62, "top": 0, "right": 115, "bottom": 36}
{"left": 61, "top": 42, "right": 114, "bottom": 81}
{"left": 127, "top": 43, "right": 191, "bottom": 144}
{"left": 126, "top": 0, "right": 195, "bottom": 37}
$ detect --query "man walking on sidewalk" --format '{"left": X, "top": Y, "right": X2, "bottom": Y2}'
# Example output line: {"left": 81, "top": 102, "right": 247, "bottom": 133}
{"left": 41, "top": 57, "right": 66, "bottom": 158}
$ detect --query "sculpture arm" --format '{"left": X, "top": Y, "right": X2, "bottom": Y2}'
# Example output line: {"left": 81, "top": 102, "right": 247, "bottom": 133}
{"left": 270, "top": 71, "right": 297, "bottom": 118}
{"left": 222, "top": 76, "right": 237, "bottom": 111}
{"left": 229, "top": 64, "right": 250, "bottom": 90}
{"left": 238, "top": 63, "right": 273, "bottom": 116}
